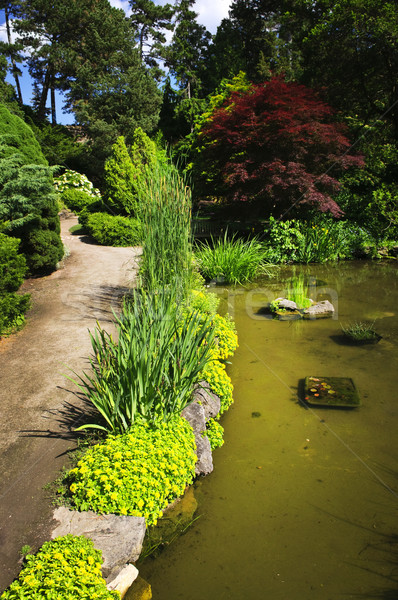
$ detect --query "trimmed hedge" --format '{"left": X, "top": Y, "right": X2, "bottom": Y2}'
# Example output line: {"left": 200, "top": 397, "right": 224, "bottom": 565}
{"left": 85, "top": 212, "right": 141, "bottom": 246}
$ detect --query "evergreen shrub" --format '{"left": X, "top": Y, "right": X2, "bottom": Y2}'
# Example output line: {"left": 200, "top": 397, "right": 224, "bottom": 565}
{"left": 61, "top": 189, "right": 97, "bottom": 213}
{"left": 85, "top": 213, "right": 142, "bottom": 246}
{"left": 0, "top": 535, "right": 118, "bottom": 600}
{"left": 68, "top": 417, "right": 196, "bottom": 526}
{"left": 0, "top": 233, "right": 30, "bottom": 337}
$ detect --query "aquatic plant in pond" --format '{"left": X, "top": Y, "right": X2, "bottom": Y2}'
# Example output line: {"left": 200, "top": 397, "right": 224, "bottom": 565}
{"left": 341, "top": 321, "right": 379, "bottom": 342}
{"left": 195, "top": 232, "right": 271, "bottom": 285}
{"left": 286, "top": 275, "right": 312, "bottom": 310}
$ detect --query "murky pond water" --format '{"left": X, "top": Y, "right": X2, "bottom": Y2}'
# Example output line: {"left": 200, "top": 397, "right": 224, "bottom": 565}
{"left": 137, "top": 261, "right": 398, "bottom": 600}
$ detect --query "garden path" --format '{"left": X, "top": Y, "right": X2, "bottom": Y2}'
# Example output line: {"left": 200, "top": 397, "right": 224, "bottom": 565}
{"left": 0, "top": 215, "right": 140, "bottom": 592}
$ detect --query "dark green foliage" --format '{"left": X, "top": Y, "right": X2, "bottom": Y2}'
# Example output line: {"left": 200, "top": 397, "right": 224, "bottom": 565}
{"left": 0, "top": 233, "right": 30, "bottom": 337}
{"left": 85, "top": 213, "right": 142, "bottom": 247}
{"left": 0, "top": 153, "right": 64, "bottom": 273}
{"left": 61, "top": 189, "right": 96, "bottom": 213}
{"left": 0, "top": 103, "right": 47, "bottom": 165}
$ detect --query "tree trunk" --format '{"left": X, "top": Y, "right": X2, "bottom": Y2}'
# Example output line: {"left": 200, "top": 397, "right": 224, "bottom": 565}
{"left": 50, "top": 83, "right": 56, "bottom": 124}
{"left": 37, "top": 68, "right": 51, "bottom": 120}
{"left": 5, "top": 3, "right": 23, "bottom": 104}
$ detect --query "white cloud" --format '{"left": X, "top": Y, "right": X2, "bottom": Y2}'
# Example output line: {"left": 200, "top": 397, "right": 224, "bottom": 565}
{"left": 108, "top": 0, "right": 132, "bottom": 17}
{"left": 193, "top": 0, "right": 231, "bottom": 34}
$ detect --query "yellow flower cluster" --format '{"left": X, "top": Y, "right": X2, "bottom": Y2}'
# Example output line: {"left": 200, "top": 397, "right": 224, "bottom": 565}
{"left": 68, "top": 417, "right": 196, "bottom": 526}
{"left": 1, "top": 535, "right": 117, "bottom": 599}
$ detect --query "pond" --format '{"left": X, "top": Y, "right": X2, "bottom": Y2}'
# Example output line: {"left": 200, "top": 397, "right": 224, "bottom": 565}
{"left": 135, "top": 261, "right": 398, "bottom": 600}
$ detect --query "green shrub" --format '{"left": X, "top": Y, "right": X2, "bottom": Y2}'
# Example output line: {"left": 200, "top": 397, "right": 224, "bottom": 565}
{"left": 0, "top": 104, "right": 47, "bottom": 166}
{"left": 0, "top": 233, "right": 30, "bottom": 337}
{"left": 195, "top": 232, "right": 271, "bottom": 284}
{"left": 0, "top": 152, "right": 64, "bottom": 274}
{"left": 71, "top": 289, "right": 216, "bottom": 433}
{"left": 85, "top": 212, "right": 142, "bottom": 247}
{"left": 68, "top": 416, "right": 196, "bottom": 526}
{"left": 61, "top": 189, "right": 97, "bottom": 213}
{"left": 205, "top": 418, "right": 224, "bottom": 450}
{"left": 0, "top": 534, "right": 118, "bottom": 600}
{"left": 103, "top": 136, "right": 139, "bottom": 217}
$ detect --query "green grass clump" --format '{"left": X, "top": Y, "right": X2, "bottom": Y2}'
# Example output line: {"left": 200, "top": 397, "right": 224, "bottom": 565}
{"left": 341, "top": 321, "right": 378, "bottom": 341}
{"left": 71, "top": 288, "right": 215, "bottom": 434}
{"left": 0, "top": 535, "right": 118, "bottom": 600}
{"left": 138, "top": 161, "right": 195, "bottom": 298}
{"left": 286, "top": 275, "right": 312, "bottom": 310}
{"left": 68, "top": 416, "right": 196, "bottom": 526}
{"left": 195, "top": 232, "right": 271, "bottom": 285}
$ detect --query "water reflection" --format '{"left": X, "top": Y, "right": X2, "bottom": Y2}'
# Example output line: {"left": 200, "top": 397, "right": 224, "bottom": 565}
{"left": 138, "top": 261, "right": 398, "bottom": 600}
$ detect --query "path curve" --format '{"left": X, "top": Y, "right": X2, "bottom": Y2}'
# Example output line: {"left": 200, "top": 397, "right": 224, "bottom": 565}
{"left": 0, "top": 216, "right": 140, "bottom": 591}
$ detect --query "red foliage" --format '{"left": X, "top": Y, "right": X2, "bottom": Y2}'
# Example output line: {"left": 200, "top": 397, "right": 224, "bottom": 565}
{"left": 200, "top": 77, "right": 364, "bottom": 216}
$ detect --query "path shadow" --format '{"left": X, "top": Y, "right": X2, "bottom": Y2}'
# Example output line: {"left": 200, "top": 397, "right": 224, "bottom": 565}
{"left": 19, "top": 387, "right": 104, "bottom": 449}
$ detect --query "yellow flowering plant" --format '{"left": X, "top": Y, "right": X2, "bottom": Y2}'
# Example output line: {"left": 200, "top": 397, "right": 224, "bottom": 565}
{"left": 0, "top": 535, "right": 117, "bottom": 600}
{"left": 68, "top": 416, "right": 196, "bottom": 526}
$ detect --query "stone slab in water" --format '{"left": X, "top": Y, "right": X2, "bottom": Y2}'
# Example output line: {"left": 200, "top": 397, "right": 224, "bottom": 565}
{"left": 304, "top": 376, "right": 361, "bottom": 407}
{"left": 51, "top": 507, "right": 146, "bottom": 578}
{"left": 193, "top": 380, "right": 221, "bottom": 421}
{"left": 107, "top": 563, "right": 139, "bottom": 598}
{"left": 303, "top": 300, "right": 334, "bottom": 319}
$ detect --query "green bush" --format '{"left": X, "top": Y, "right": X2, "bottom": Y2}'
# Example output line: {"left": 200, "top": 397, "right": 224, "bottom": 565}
{"left": 103, "top": 136, "right": 139, "bottom": 217}
{"left": 0, "top": 103, "right": 47, "bottom": 166}
{"left": 0, "top": 535, "right": 118, "bottom": 600}
{"left": 0, "top": 151, "right": 64, "bottom": 274}
{"left": 85, "top": 212, "right": 142, "bottom": 247}
{"left": 68, "top": 416, "right": 196, "bottom": 526}
{"left": 61, "top": 189, "right": 97, "bottom": 213}
{"left": 195, "top": 232, "right": 271, "bottom": 284}
{"left": 0, "top": 233, "right": 30, "bottom": 337}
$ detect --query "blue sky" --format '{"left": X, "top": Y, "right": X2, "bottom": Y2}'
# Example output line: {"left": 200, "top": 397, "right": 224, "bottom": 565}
{"left": 0, "top": 0, "right": 231, "bottom": 125}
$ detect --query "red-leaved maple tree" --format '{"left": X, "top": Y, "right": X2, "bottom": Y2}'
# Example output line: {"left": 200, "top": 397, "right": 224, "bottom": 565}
{"left": 198, "top": 77, "right": 364, "bottom": 217}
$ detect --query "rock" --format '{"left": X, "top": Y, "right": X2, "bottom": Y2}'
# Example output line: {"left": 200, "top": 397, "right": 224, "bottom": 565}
{"left": 303, "top": 300, "right": 334, "bottom": 319}
{"left": 182, "top": 402, "right": 213, "bottom": 476}
{"left": 107, "top": 564, "right": 139, "bottom": 598}
{"left": 127, "top": 576, "right": 152, "bottom": 600}
{"left": 193, "top": 380, "right": 221, "bottom": 421}
{"left": 275, "top": 298, "right": 298, "bottom": 311}
{"left": 51, "top": 507, "right": 146, "bottom": 579}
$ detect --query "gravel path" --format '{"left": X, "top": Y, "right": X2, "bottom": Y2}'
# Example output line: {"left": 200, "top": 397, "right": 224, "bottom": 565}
{"left": 0, "top": 216, "right": 140, "bottom": 591}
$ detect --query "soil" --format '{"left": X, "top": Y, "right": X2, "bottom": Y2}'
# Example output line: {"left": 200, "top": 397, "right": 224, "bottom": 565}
{"left": 0, "top": 215, "right": 141, "bottom": 592}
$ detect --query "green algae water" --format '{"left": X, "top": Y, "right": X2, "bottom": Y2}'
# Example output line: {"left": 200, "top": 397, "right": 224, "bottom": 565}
{"left": 137, "top": 261, "right": 398, "bottom": 600}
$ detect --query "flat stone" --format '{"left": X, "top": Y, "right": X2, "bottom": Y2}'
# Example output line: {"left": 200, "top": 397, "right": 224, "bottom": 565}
{"left": 51, "top": 507, "right": 146, "bottom": 578}
{"left": 193, "top": 381, "right": 221, "bottom": 421}
{"left": 276, "top": 298, "right": 298, "bottom": 311}
{"left": 303, "top": 300, "right": 334, "bottom": 319}
{"left": 182, "top": 402, "right": 213, "bottom": 476}
{"left": 107, "top": 563, "right": 139, "bottom": 598}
